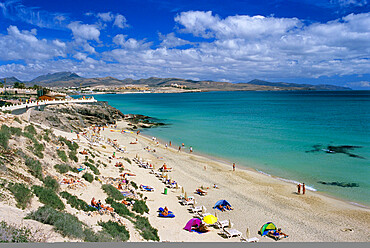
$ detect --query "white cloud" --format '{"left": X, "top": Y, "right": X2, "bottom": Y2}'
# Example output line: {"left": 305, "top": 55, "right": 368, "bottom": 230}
{"left": 97, "top": 12, "right": 114, "bottom": 22}
{"left": 112, "top": 34, "right": 127, "bottom": 46}
{"left": 332, "top": 0, "right": 368, "bottom": 7}
{"left": 113, "top": 14, "right": 128, "bottom": 29}
{"left": 112, "top": 35, "right": 151, "bottom": 50}
{"left": 159, "top": 32, "right": 192, "bottom": 48}
{"left": 345, "top": 81, "right": 370, "bottom": 89}
{"left": 0, "top": 25, "right": 66, "bottom": 61}
{"left": 68, "top": 21, "right": 100, "bottom": 42}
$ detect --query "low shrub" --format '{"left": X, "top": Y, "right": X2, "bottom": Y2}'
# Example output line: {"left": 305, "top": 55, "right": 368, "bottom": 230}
{"left": 95, "top": 176, "right": 99, "bottom": 181}
{"left": 24, "top": 125, "right": 37, "bottom": 135}
{"left": 43, "top": 176, "right": 59, "bottom": 192}
{"left": 134, "top": 216, "right": 160, "bottom": 241}
{"left": 98, "top": 220, "right": 130, "bottom": 242}
{"left": 7, "top": 183, "right": 33, "bottom": 209}
{"left": 57, "top": 150, "right": 68, "bottom": 162}
{"left": 68, "top": 151, "right": 78, "bottom": 162}
{"left": 10, "top": 127, "right": 22, "bottom": 136}
{"left": 14, "top": 117, "right": 22, "bottom": 124}
{"left": 26, "top": 206, "right": 85, "bottom": 239}
{"left": 54, "top": 164, "right": 79, "bottom": 174}
{"left": 58, "top": 136, "right": 79, "bottom": 151}
{"left": 59, "top": 191, "right": 96, "bottom": 212}
{"left": 0, "top": 124, "right": 11, "bottom": 149}
{"left": 27, "top": 206, "right": 111, "bottom": 242}
{"left": 102, "top": 185, "right": 124, "bottom": 201}
{"left": 84, "top": 162, "right": 100, "bottom": 175}
{"left": 106, "top": 198, "right": 134, "bottom": 218}
{"left": 33, "top": 142, "right": 44, "bottom": 159}
{"left": 25, "top": 157, "right": 43, "bottom": 180}
{"left": 130, "top": 181, "right": 138, "bottom": 190}
{"left": 132, "top": 200, "right": 149, "bottom": 215}
{"left": 82, "top": 172, "right": 94, "bottom": 183}
{"left": 124, "top": 157, "right": 131, "bottom": 164}
{"left": 32, "top": 185, "right": 65, "bottom": 210}
{"left": 0, "top": 221, "right": 34, "bottom": 242}
{"left": 88, "top": 158, "right": 94, "bottom": 164}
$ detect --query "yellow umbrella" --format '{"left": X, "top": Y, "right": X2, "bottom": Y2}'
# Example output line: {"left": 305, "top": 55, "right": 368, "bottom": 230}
{"left": 203, "top": 215, "right": 218, "bottom": 225}
{"left": 228, "top": 219, "right": 232, "bottom": 228}
{"left": 214, "top": 212, "right": 218, "bottom": 219}
{"left": 246, "top": 228, "right": 250, "bottom": 239}
{"left": 184, "top": 192, "right": 188, "bottom": 200}
{"left": 181, "top": 187, "right": 184, "bottom": 194}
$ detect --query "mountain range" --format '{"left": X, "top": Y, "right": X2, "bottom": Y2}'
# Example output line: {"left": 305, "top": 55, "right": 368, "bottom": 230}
{"left": 1, "top": 72, "right": 351, "bottom": 91}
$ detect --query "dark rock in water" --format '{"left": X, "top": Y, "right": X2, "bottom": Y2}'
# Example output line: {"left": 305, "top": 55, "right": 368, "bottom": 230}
{"left": 124, "top": 114, "right": 166, "bottom": 129}
{"left": 306, "top": 144, "right": 365, "bottom": 159}
{"left": 318, "top": 181, "right": 359, "bottom": 188}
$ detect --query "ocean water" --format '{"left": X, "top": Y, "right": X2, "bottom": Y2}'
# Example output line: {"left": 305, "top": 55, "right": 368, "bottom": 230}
{"left": 89, "top": 91, "right": 370, "bottom": 206}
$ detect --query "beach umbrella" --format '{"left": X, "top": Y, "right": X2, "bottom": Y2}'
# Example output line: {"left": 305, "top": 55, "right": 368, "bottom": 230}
{"left": 203, "top": 215, "right": 218, "bottom": 225}
{"left": 246, "top": 228, "right": 250, "bottom": 239}
{"left": 228, "top": 219, "right": 232, "bottom": 228}
{"left": 181, "top": 187, "right": 184, "bottom": 194}
{"left": 166, "top": 174, "right": 169, "bottom": 180}
{"left": 175, "top": 183, "right": 179, "bottom": 189}
{"left": 201, "top": 206, "right": 205, "bottom": 214}
{"left": 184, "top": 192, "right": 188, "bottom": 199}
{"left": 214, "top": 212, "right": 218, "bottom": 218}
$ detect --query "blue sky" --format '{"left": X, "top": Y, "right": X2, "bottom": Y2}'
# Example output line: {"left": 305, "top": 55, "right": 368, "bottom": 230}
{"left": 0, "top": 0, "right": 369, "bottom": 89}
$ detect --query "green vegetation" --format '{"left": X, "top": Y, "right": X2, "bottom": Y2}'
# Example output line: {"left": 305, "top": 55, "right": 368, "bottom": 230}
{"left": 84, "top": 162, "right": 100, "bottom": 175}
{"left": 24, "top": 125, "right": 37, "bottom": 135}
{"left": 68, "top": 150, "right": 78, "bottom": 162}
{"left": 124, "top": 157, "right": 131, "bottom": 164}
{"left": 32, "top": 185, "right": 65, "bottom": 210}
{"left": 130, "top": 181, "right": 138, "bottom": 190}
{"left": 95, "top": 176, "right": 99, "bottom": 181}
{"left": 59, "top": 191, "right": 96, "bottom": 212}
{"left": 7, "top": 183, "right": 33, "bottom": 209}
{"left": 132, "top": 200, "right": 149, "bottom": 215}
{"left": 0, "top": 221, "right": 35, "bottom": 242}
{"left": 102, "top": 185, "right": 124, "bottom": 201}
{"left": 25, "top": 157, "right": 43, "bottom": 181}
{"left": 0, "top": 124, "right": 11, "bottom": 149}
{"left": 134, "top": 216, "right": 160, "bottom": 241}
{"left": 14, "top": 117, "right": 22, "bottom": 124}
{"left": 54, "top": 164, "right": 79, "bottom": 174}
{"left": 26, "top": 206, "right": 112, "bottom": 242}
{"left": 10, "top": 127, "right": 22, "bottom": 136}
{"left": 105, "top": 198, "right": 134, "bottom": 217}
{"left": 98, "top": 221, "right": 130, "bottom": 242}
{"left": 43, "top": 176, "right": 59, "bottom": 192}
{"left": 57, "top": 150, "right": 68, "bottom": 162}
{"left": 32, "top": 142, "right": 44, "bottom": 159}
{"left": 88, "top": 158, "right": 94, "bottom": 164}
{"left": 58, "top": 136, "right": 78, "bottom": 151}
{"left": 82, "top": 172, "right": 94, "bottom": 183}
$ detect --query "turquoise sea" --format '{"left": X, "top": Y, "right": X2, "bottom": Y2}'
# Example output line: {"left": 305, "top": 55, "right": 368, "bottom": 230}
{"left": 88, "top": 91, "right": 370, "bottom": 206}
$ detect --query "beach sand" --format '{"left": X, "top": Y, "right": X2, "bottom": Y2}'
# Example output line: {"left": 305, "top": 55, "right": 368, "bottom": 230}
{"left": 86, "top": 120, "right": 370, "bottom": 242}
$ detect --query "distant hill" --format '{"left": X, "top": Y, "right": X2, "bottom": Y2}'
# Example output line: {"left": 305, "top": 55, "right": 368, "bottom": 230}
{"left": 244, "top": 79, "right": 351, "bottom": 91}
{"left": 0, "top": 76, "right": 22, "bottom": 84}
{"left": 19, "top": 72, "right": 352, "bottom": 91}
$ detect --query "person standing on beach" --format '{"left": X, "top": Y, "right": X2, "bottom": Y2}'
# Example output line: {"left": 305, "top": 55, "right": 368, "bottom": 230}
{"left": 297, "top": 184, "right": 301, "bottom": 194}
{"left": 302, "top": 183, "right": 306, "bottom": 195}
{"left": 169, "top": 141, "right": 171, "bottom": 146}
{"left": 178, "top": 146, "right": 181, "bottom": 152}
{"left": 233, "top": 163, "right": 236, "bottom": 171}
{"left": 137, "top": 130, "right": 140, "bottom": 135}
{"left": 190, "top": 146, "right": 193, "bottom": 153}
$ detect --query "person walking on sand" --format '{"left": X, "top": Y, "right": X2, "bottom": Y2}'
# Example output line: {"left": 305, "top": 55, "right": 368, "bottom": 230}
{"left": 137, "top": 130, "right": 140, "bottom": 135}
{"left": 178, "top": 146, "right": 181, "bottom": 152}
{"left": 169, "top": 141, "right": 171, "bottom": 146}
{"left": 297, "top": 184, "right": 301, "bottom": 194}
{"left": 233, "top": 163, "right": 235, "bottom": 171}
{"left": 302, "top": 183, "right": 306, "bottom": 195}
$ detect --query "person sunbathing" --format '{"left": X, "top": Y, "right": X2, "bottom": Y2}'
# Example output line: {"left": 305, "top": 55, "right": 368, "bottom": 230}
{"left": 196, "top": 189, "right": 207, "bottom": 195}
{"left": 161, "top": 207, "right": 169, "bottom": 216}
{"left": 91, "top": 197, "right": 97, "bottom": 207}
{"left": 117, "top": 183, "right": 123, "bottom": 190}
{"left": 218, "top": 205, "right": 226, "bottom": 211}
{"left": 225, "top": 205, "right": 233, "bottom": 210}
{"left": 276, "top": 228, "right": 289, "bottom": 238}
{"left": 197, "top": 223, "right": 208, "bottom": 233}
{"left": 121, "top": 200, "right": 131, "bottom": 206}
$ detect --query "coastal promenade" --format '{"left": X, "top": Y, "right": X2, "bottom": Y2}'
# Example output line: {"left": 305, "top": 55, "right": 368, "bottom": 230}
{"left": 1, "top": 97, "right": 97, "bottom": 112}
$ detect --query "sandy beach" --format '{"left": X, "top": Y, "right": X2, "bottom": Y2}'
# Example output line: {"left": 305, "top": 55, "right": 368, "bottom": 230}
{"left": 85, "top": 119, "right": 369, "bottom": 242}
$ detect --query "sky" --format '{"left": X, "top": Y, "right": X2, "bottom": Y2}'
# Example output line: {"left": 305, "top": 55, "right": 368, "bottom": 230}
{"left": 0, "top": 0, "right": 369, "bottom": 89}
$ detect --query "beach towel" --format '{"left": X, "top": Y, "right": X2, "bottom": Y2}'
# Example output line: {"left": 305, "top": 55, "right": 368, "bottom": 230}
{"left": 158, "top": 208, "right": 173, "bottom": 214}
{"left": 158, "top": 212, "right": 175, "bottom": 218}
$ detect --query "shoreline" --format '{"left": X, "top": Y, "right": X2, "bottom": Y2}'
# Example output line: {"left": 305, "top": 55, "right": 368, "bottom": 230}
{"left": 138, "top": 129, "right": 370, "bottom": 209}
{"left": 101, "top": 120, "right": 370, "bottom": 241}
{"left": 138, "top": 130, "right": 370, "bottom": 210}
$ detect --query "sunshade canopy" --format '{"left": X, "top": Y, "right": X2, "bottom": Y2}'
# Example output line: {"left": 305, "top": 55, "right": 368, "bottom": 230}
{"left": 260, "top": 222, "right": 277, "bottom": 236}
{"left": 203, "top": 215, "right": 218, "bottom": 225}
{"left": 184, "top": 218, "right": 202, "bottom": 232}
{"left": 213, "top": 199, "right": 231, "bottom": 209}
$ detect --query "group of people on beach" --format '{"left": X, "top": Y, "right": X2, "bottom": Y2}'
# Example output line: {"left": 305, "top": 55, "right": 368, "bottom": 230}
{"left": 297, "top": 183, "right": 306, "bottom": 195}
